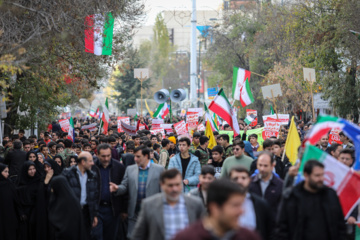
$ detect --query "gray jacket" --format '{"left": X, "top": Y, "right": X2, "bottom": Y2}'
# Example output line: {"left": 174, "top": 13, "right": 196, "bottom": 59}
{"left": 115, "top": 162, "right": 165, "bottom": 238}
{"left": 132, "top": 193, "right": 205, "bottom": 240}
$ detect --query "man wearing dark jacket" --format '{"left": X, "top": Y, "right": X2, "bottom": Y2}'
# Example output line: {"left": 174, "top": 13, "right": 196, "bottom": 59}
{"left": 249, "top": 151, "right": 283, "bottom": 219}
{"left": 62, "top": 151, "right": 99, "bottom": 239}
{"left": 230, "top": 166, "right": 273, "bottom": 240}
{"left": 4, "top": 140, "right": 26, "bottom": 182}
{"left": 276, "top": 160, "right": 347, "bottom": 240}
{"left": 92, "top": 144, "right": 127, "bottom": 240}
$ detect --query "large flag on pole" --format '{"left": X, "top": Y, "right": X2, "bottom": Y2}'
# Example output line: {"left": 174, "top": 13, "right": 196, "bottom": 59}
{"left": 305, "top": 115, "right": 360, "bottom": 170}
{"left": 300, "top": 144, "right": 360, "bottom": 218}
{"left": 209, "top": 88, "right": 240, "bottom": 136}
{"left": 232, "top": 67, "right": 251, "bottom": 101}
{"left": 101, "top": 98, "right": 110, "bottom": 134}
{"left": 85, "top": 12, "right": 114, "bottom": 55}
{"left": 67, "top": 117, "right": 75, "bottom": 142}
{"left": 153, "top": 103, "right": 169, "bottom": 119}
{"left": 284, "top": 116, "right": 301, "bottom": 165}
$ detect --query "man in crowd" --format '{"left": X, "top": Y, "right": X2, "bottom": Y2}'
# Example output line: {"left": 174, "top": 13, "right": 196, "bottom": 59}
{"left": 229, "top": 166, "right": 273, "bottom": 240}
{"left": 168, "top": 137, "right": 201, "bottom": 193}
{"left": 218, "top": 134, "right": 233, "bottom": 158}
{"left": 318, "top": 135, "right": 329, "bottom": 152}
{"left": 338, "top": 148, "right": 354, "bottom": 167}
{"left": 194, "top": 136, "right": 211, "bottom": 166}
{"left": 159, "top": 138, "right": 172, "bottom": 169}
{"left": 48, "top": 142, "right": 57, "bottom": 159}
{"left": 249, "top": 134, "right": 263, "bottom": 158}
{"left": 189, "top": 165, "right": 216, "bottom": 206}
{"left": 328, "top": 143, "right": 342, "bottom": 159}
{"left": 249, "top": 151, "right": 283, "bottom": 218}
{"left": 209, "top": 145, "right": 224, "bottom": 179}
{"left": 221, "top": 141, "right": 253, "bottom": 177}
{"left": 339, "top": 131, "right": 354, "bottom": 149}
{"left": 173, "top": 179, "right": 260, "bottom": 240}
{"left": 5, "top": 140, "right": 26, "bottom": 182}
{"left": 189, "top": 132, "right": 201, "bottom": 154}
{"left": 109, "top": 146, "right": 165, "bottom": 238}
{"left": 168, "top": 136, "right": 179, "bottom": 156}
{"left": 132, "top": 135, "right": 141, "bottom": 148}
{"left": 23, "top": 140, "right": 31, "bottom": 153}
{"left": 62, "top": 151, "right": 99, "bottom": 239}
{"left": 92, "top": 144, "right": 126, "bottom": 240}
{"left": 132, "top": 169, "right": 205, "bottom": 240}
{"left": 276, "top": 160, "right": 346, "bottom": 239}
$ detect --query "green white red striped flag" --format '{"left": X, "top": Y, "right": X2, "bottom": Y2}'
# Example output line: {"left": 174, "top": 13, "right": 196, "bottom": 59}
{"left": 154, "top": 103, "right": 169, "bottom": 119}
{"left": 300, "top": 144, "right": 360, "bottom": 219}
{"left": 67, "top": 117, "right": 75, "bottom": 142}
{"left": 204, "top": 103, "right": 219, "bottom": 131}
{"left": 233, "top": 67, "right": 251, "bottom": 100}
{"left": 101, "top": 98, "right": 110, "bottom": 134}
{"left": 240, "top": 79, "right": 254, "bottom": 107}
{"left": 85, "top": 12, "right": 114, "bottom": 55}
{"left": 209, "top": 88, "right": 240, "bottom": 136}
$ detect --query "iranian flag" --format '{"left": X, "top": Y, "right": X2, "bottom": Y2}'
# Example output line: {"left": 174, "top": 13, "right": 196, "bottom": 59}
{"left": 209, "top": 88, "right": 240, "bottom": 136}
{"left": 233, "top": 67, "right": 251, "bottom": 100}
{"left": 204, "top": 103, "right": 219, "bottom": 131}
{"left": 67, "top": 117, "right": 75, "bottom": 142}
{"left": 89, "top": 107, "right": 99, "bottom": 118}
{"left": 300, "top": 144, "right": 360, "bottom": 218}
{"left": 85, "top": 12, "right": 114, "bottom": 55}
{"left": 153, "top": 103, "right": 169, "bottom": 119}
{"left": 239, "top": 79, "right": 254, "bottom": 107}
{"left": 101, "top": 98, "right": 110, "bottom": 134}
{"left": 244, "top": 109, "right": 257, "bottom": 126}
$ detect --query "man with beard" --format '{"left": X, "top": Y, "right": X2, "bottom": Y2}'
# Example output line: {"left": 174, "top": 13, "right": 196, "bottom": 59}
{"left": 276, "top": 160, "right": 346, "bottom": 240}
{"left": 318, "top": 135, "right": 330, "bottom": 152}
{"left": 132, "top": 169, "right": 205, "bottom": 240}
{"left": 249, "top": 151, "right": 283, "bottom": 219}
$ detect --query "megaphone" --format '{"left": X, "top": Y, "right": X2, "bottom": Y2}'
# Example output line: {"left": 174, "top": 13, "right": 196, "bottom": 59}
{"left": 170, "top": 89, "right": 187, "bottom": 102}
{"left": 154, "top": 89, "right": 169, "bottom": 104}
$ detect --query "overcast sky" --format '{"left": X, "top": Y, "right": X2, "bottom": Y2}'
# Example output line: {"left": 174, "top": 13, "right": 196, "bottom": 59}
{"left": 143, "top": 0, "right": 223, "bottom": 25}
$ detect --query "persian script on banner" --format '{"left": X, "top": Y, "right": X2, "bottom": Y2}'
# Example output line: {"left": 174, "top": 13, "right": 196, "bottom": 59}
{"left": 59, "top": 119, "right": 70, "bottom": 131}
{"left": 152, "top": 118, "right": 164, "bottom": 129}
{"left": 151, "top": 128, "right": 165, "bottom": 138}
{"left": 329, "top": 128, "right": 343, "bottom": 144}
{"left": 174, "top": 121, "right": 187, "bottom": 135}
{"left": 186, "top": 112, "right": 199, "bottom": 134}
{"left": 117, "top": 117, "right": 130, "bottom": 133}
{"left": 161, "top": 124, "right": 173, "bottom": 133}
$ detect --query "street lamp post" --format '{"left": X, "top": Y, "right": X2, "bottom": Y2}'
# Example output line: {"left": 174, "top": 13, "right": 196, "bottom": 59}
{"left": 134, "top": 68, "right": 150, "bottom": 117}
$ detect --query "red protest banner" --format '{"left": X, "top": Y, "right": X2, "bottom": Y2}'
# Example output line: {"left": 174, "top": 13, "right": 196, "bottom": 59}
{"left": 161, "top": 124, "right": 173, "bottom": 133}
{"left": 329, "top": 128, "right": 343, "bottom": 144}
{"left": 174, "top": 121, "right": 187, "bottom": 135}
{"left": 117, "top": 117, "right": 130, "bottom": 133}
{"left": 151, "top": 128, "right": 165, "bottom": 138}
{"left": 262, "top": 117, "right": 282, "bottom": 139}
{"left": 59, "top": 119, "right": 70, "bottom": 131}
{"left": 186, "top": 112, "right": 198, "bottom": 133}
{"left": 152, "top": 118, "right": 164, "bottom": 129}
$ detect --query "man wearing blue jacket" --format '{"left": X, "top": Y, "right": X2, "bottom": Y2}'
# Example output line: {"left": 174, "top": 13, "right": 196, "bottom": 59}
{"left": 168, "top": 137, "right": 201, "bottom": 193}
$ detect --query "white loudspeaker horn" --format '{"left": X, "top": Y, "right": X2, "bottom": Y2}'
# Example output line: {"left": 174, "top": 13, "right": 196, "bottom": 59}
{"left": 154, "top": 89, "right": 169, "bottom": 104}
{"left": 170, "top": 89, "right": 187, "bottom": 102}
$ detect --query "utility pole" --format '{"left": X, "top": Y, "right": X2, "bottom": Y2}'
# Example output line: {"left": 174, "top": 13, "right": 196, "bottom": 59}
{"left": 190, "top": 0, "right": 197, "bottom": 104}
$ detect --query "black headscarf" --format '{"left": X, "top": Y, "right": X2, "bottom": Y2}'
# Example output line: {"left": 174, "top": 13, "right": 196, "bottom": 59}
{"left": 0, "top": 163, "right": 7, "bottom": 182}
{"left": 48, "top": 175, "right": 86, "bottom": 240}
{"left": 17, "top": 161, "right": 42, "bottom": 186}
{"left": 44, "top": 159, "right": 62, "bottom": 176}
{"left": 53, "top": 155, "right": 65, "bottom": 170}
{"left": 26, "top": 151, "right": 45, "bottom": 177}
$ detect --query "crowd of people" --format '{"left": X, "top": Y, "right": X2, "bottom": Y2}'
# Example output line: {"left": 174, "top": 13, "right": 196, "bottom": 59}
{"left": 0, "top": 115, "right": 356, "bottom": 240}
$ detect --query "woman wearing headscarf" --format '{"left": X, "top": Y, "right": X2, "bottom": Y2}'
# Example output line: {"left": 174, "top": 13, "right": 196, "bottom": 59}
{"left": 48, "top": 175, "right": 86, "bottom": 240}
{"left": 66, "top": 155, "right": 78, "bottom": 167}
{"left": 27, "top": 151, "right": 45, "bottom": 177}
{"left": 53, "top": 155, "right": 65, "bottom": 171}
{"left": 0, "top": 163, "right": 23, "bottom": 240}
{"left": 37, "top": 152, "right": 45, "bottom": 164}
{"left": 17, "top": 161, "right": 48, "bottom": 240}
